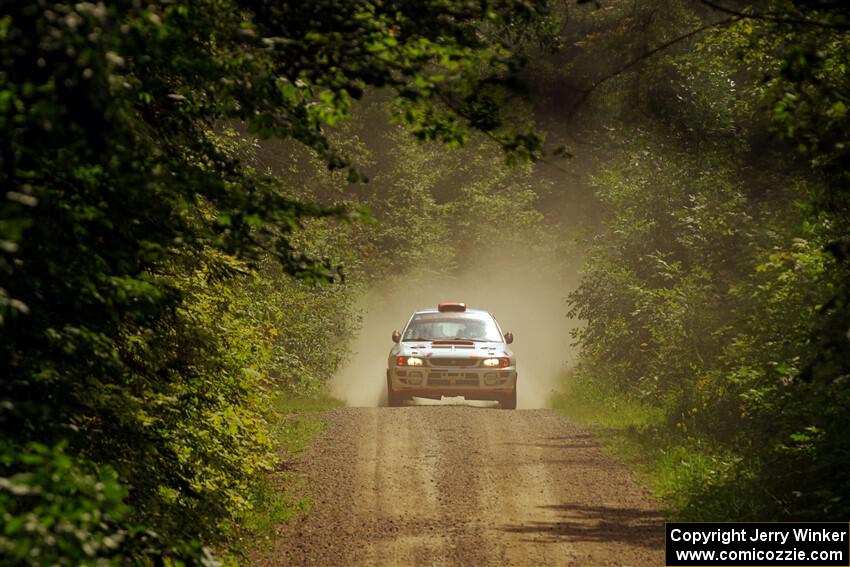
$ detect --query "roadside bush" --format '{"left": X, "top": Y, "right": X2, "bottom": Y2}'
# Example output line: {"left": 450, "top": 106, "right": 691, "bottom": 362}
{"left": 0, "top": 442, "right": 131, "bottom": 565}
{"left": 568, "top": 131, "right": 848, "bottom": 518}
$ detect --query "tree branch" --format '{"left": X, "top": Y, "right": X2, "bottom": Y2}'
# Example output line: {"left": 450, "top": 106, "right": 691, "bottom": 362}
{"left": 698, "top": 0, "right": 850, "bottom": 31}
{"left": 567, "top": 16, "right": 738, "bottom": 119}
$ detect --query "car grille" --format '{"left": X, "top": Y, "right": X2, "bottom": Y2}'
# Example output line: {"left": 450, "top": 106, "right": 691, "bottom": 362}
{"left": 429, "top": 358, "right": 478, "bottom": 367}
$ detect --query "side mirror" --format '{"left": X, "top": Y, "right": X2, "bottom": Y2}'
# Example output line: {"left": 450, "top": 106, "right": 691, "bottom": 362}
{"left": 392, "top": 330, "right": 401, "bottom": 343}
{"left": 504, "top": 332, "right": 514, "bottom": 344}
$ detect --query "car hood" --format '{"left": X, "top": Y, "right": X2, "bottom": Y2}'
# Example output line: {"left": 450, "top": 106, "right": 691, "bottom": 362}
{"left": 395, "top": 340, "right": 513, "bottom": 359}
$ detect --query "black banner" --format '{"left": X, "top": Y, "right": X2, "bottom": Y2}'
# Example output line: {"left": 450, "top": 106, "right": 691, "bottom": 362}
{"left": 666, "top": 522, "right": 850, "bottom": 566}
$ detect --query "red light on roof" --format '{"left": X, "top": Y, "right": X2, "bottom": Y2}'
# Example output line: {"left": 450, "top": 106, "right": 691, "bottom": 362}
{"left": 437, "top": 302, "right": 466, "bottom": 312}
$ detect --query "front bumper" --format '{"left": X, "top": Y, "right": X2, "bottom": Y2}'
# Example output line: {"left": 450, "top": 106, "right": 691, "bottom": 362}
{"left": 388, "top": 365, "right": 516, "bottom": 398}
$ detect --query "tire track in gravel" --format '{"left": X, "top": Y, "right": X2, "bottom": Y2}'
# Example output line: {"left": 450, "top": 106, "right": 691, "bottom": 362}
{"left": 251, "top": 407, "right": 665, "bottom": 567}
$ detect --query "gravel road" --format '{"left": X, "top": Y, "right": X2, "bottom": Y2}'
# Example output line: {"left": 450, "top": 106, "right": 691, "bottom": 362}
{"left": 252, "top": 407, "right": 665, "bottom": 566}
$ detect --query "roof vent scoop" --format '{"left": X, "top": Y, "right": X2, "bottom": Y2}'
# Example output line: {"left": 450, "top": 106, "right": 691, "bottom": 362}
{"left": 437, "top": 302, "right": 467, "bottom": 312}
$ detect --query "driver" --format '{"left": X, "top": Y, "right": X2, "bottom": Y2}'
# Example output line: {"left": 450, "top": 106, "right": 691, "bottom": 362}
{"left": 461, "top": 320, "right": 486, "bottom": 340}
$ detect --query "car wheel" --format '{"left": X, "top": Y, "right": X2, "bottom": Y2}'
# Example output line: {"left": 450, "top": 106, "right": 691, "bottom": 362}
{"left": 500, "top": 390, "right": 517, "bottom": 410}
{"left": 386, "top": 373, "right": 405, "bottom": 407}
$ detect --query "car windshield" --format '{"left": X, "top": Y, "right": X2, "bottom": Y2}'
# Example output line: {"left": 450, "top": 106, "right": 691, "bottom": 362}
{"left": 402, "top": 312, "right": 502, "bottom": 342}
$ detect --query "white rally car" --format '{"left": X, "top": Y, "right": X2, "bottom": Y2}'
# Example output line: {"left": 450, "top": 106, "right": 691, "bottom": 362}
{"left": 386, "top": 303, "right": 517, "bottom": 409}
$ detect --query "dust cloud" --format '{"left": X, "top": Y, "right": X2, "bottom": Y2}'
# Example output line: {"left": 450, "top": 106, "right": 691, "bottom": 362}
{"left": 331, "top": 256, "right": 581, "bottom": 408}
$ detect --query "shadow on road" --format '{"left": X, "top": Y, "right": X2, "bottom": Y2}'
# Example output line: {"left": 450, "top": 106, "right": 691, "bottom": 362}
{"left": 500, "top": 434, "right": 597, "bottom": 450}
{"left": 499, "top": 502, "right": 664, "bottom": 548}
{"left": 500, "top": 442, "right": 597, "bottom": 450}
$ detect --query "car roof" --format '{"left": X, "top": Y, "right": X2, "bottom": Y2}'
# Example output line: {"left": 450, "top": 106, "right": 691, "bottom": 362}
{"left": 413, "top": 307, "right": 490, "bottom": 315}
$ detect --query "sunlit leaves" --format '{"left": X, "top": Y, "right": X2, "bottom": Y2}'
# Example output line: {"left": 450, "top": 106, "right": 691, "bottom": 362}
{"left": 0, "top": 0, "right": 550, "bottom": 562}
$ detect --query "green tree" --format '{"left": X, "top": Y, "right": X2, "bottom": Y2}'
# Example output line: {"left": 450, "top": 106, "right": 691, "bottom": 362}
{"left": 559, "top": 0, "right": 850, "bottom": 519}
{"left": 0, "top": 1, "right": 548, "bottom": 562}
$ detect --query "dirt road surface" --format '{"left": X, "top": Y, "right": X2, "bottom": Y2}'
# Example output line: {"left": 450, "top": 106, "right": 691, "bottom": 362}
{"left": 252, "top": 407, "right": 664, "bottom": 566}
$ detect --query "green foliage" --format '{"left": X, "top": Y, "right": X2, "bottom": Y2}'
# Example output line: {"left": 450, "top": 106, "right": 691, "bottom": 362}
{"left": 567, "top": 129, "right": 850, "bottom": 517}
{"left": 0, "top": 1, "right": 553, "bottom": 561}
{"left": 563, "top": 0, "right": 850, "bottom": 519}
{"left": 571, "top": 22, "right": 850, "bottom": 519}
{"left": 1, "top": 442, "right": 130, "bottom": 566}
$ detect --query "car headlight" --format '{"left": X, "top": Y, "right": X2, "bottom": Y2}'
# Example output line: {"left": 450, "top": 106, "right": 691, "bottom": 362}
{"left": 483, "top": 357, "right": 511, "bottom": 368}
{"left": 397, "top": 356, "right": 424, "bottom": 367}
